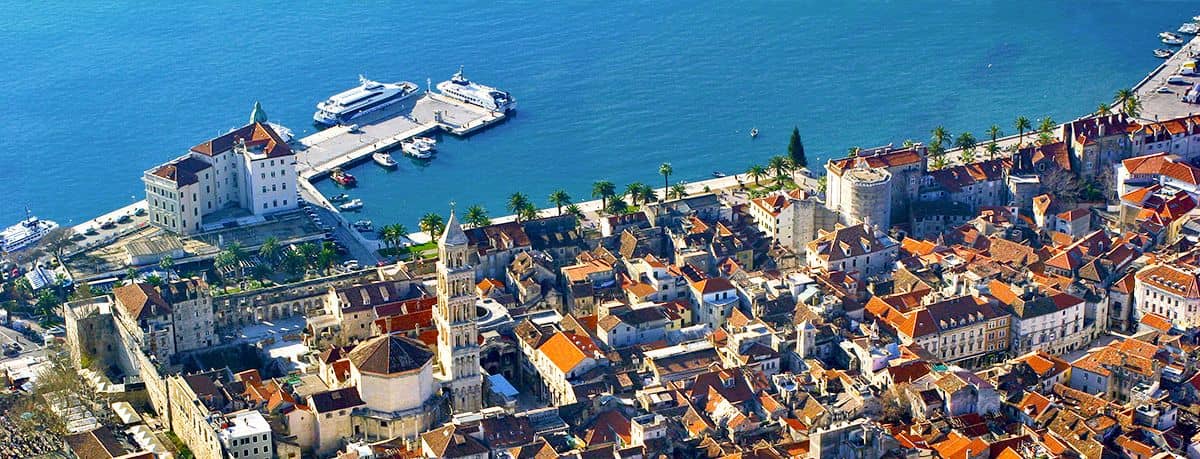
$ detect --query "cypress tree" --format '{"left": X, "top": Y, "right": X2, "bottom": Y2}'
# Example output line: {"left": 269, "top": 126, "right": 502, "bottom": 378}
{"left": 787, "top": 127, "right": 806, "bottom": 168}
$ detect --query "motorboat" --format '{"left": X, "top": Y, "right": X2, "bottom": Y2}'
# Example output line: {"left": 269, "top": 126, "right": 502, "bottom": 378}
{"left": 412, "top": 136, "right": 438, "bottom": 148}
{"left": 1165, "top": 36, "right": 1186, "bottom": 46}
{"left": 353, "top": 220, "right": 373, "bottom": 232}
{"left": 712, "top": 171, "right": 728, "bottom": 178}
{"left": 1181, "top": 23, "right": 1199, "bottom": 35}
{"left": 331, "top": 168, "right": 357, "bottom": 186}
{"left": 749, "top": 128, "right": 758, "bottom": 138}
{"left": 1155, "top": 48, "right": 1175, "bottom": 58}
{"left": 339, "top": 199, "right": 364, "bottom": 211}
{"left": 373, "top": 152, "right": 397, "bottom": 168}
{"left": 330, "top": 193, "right": 350, "bottom": 202}
{"left": 401, "top": 139, "right": 434, "bottom": 159}
{"left": 1161, "top": 31, "right": 1181, "bottom": 39}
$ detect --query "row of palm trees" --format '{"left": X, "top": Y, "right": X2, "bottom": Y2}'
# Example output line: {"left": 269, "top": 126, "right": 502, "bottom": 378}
{"left": 213, "top": 237, "right": 339, "bottom": 280}
{"left": 745, "top": 155, "right": 801, "bottom": 186}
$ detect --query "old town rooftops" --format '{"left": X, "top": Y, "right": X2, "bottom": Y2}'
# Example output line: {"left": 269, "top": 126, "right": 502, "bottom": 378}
{"left": 1121, "top": 152, "right": 1200, "bottom": 185}
{"left": 346, "top": 334, "right": 433, "bottom": 375}
{"left": 1136, "top": 263, "right": 1200, "bottom": 298}
{"left": 808, "top": 223, "right": 896, "bottom": 262}
{"left": 190, "top": 122, "right": 293, "bottom": 158}
{"left": 113, "top": 282, "right": 170, "bottom": 320}
{"left": 826, "top": 146, "right": 923, "bottom": 175}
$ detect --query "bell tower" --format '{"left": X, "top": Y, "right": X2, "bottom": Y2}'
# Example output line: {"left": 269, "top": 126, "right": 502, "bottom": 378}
{"left": 433, "top": 210, "right": 483, "bottom": 412}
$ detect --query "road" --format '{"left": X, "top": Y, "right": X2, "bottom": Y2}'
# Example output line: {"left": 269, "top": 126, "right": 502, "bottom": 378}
{"left": 0, "top": 324, "right": 46, "bottom": 364}
{"left": 296, "top": 185, "right": 382, "bottom": 266}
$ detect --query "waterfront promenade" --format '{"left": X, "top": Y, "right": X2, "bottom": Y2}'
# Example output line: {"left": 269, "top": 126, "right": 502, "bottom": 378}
{"left": 1136, "top": 34, "right": 1200, "bottom": 120}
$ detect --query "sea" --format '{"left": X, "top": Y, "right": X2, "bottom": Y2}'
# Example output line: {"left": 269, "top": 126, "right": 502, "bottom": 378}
{"left": 0, "top": 2, "right": 1192, "bottom": 229}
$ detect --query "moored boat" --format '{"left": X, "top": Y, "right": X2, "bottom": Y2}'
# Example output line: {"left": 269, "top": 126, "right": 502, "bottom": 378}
{"left": 1165, "top": 36, "right": 1185, "bottom": 46}
{"left": 353, "top": 220, "right": 373, "bottom": 232}
{"left": 331, "top": 168, "right": 357, "bottom": 187}
{"left": 314, "top": 75, "right": 420, "bottom": 126}
{"left": 330, "top": 193, "right": 350, "bottom": 202}
{"left": 339, "top": 199, "right": 364, "bottom": 211}
{"left": 435, "top": 66, "right": 516, "bottom": 113}
{"left": 401, "top": 139, "right": 434, "bottom": 159}
{"left": 1182, "top": 23, "right": 1199, "bottom": 35}
{"left": 712, "top": 171, "right": 727, "bottom": 178}
{"left": 1156, "top": 48, "right": 1175, "bottom": 58}
{"left": 373, "top": 152, "right": 398, "bottom": 168}
{"left": 1, "top": 211, "right": 59, "bottom": 253}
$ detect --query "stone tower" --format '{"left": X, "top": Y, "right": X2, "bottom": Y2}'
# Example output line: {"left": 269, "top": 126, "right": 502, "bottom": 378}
{"left": 434, "top": 210, "right": 483, "bottom": 412}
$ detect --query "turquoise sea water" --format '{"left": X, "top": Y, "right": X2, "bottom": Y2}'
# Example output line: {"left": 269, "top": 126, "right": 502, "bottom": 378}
{"left": 0, "top": 2, "right": 1189, "bottom": 228}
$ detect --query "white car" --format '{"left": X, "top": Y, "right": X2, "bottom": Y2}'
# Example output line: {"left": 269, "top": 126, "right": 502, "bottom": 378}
{"left": 341, "top": 260, "right": 360, "bottom": 270}
{"left": 1158, "top": 86, "right": 1173, "bottom": 94}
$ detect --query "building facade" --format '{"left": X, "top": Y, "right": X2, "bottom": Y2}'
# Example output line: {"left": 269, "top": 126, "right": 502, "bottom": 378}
{"left": 435, "top": 211, "right": 484, "bottom": 413}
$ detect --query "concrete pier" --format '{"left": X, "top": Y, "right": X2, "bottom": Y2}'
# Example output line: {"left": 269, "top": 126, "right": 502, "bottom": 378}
{"left": 1135, "top": 35, "right": 1200, "bottom": 121}
{"left": 295, "top": 92, "right": 506, "bottom": 180}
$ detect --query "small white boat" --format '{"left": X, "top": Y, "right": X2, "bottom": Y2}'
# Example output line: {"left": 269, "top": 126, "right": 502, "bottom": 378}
{"left": 1183, "top": 23, "right": 1200, "bottom": 35}
{"left": 339, "top": 199, "right": 364, "bottom": 211}
{"left": 1165, "top": 36, "right": 1185, "bottom": 46}
{"left": 353, "top": 220, "right": 373, "bottom": 232}
{"left": 749, "top": 128, "right": 759, "bottom": 138}
{"left": 330, "top": 193, "right": 350, "bottom": 202}
{"left": 1155, "top": 48, "right": 1175, "bottom": 58}
{"left": 401, "top": 139, "right": 434, "bottom": 159}
{"left": 1194, "top": 15, "right": 1200, "bottom": 22}
{"left": 413, "top": 136, "right": 438, "bottom": 147}
{"left": 1161, "top": 31, "right": 1181, "bottom": 39}
{"left": 712, "top": 171, "right": 727, "bottom": 178}
{"left": 373, "top": 152, "right": 397, "bottom": 168}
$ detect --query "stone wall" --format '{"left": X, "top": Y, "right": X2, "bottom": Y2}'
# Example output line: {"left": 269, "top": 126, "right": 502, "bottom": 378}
{"left": 213, "top": 269, "right": 382, "bottom": 330}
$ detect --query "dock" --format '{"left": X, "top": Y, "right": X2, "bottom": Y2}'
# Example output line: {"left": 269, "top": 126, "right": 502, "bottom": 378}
{"left": 1134, "top": 34, "right": 1200, "bottom": 121}
{"left": 295, "top": 91, "right": 505, "bottom": 180}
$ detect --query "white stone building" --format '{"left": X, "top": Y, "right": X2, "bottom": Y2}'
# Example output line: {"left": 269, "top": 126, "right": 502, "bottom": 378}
{"left": 1134, "top": 263, "right": 1200, "bottom": 330}
{"left": 805, "top": 223, "right": 899, "bottom": 279}
{"left": 144, "top": 108, "right": 297, "bottom": 235}
{"left": 214, "top": 410, "right": 273, "bottom": 459}
{"left": 689, "top": 277, "right": 740, "bottom": 331}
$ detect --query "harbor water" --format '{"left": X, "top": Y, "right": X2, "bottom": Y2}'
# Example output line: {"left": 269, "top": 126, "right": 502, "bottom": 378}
{"left": 0, "top": 1, "right": 1186, "bottom": 228}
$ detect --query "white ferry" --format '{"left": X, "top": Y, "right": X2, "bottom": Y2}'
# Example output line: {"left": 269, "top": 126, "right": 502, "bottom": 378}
{"left": 2, "top": 213, "right": 59, "bottom": 253}
{"left": 435, "top": 66, "right": 516, "bottom": 113}
{"left": 314, "top": 76, "right": 420, "bottom": 126}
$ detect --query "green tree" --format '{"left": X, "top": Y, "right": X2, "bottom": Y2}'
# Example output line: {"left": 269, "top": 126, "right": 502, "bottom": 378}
{"left": 258, "top": 236, "right": 280, "bottom": 265}
{"left": 592, "top": 180, "right": 616, "bottom": 210}
{"left": 158, "top": 255, "right": 175, "bottom": 273}
{"left": 955, "top": 132, "right": 977, "bottom": 164}
{"left": 605, "top": 196, "right": 629, "bottom": 215}
{"left": 931, "top": 125, "right": 951, "bottom": 148}
{"left": 669, "top": 183, "right": 688, "bottom": 200}
{"left": 125, "top": 267, "right": 139, "bottom": 283}
{"left": 768, "top": 155, "right": 789, "bottom": 179}
{"left": 507, "top": 192, "right": 532, "bottom": 222}
{"left": 1038, "top": 116, "right": 1056, "bottom": 136}
{"left": 379, "top": 224, "right": 401, "bottom": 249}
{"left": 518, "top": 203, "right": 540, "bottom": 222}
{"left": 985, "top": 142, "right": 1000, "bottom": 160}
{"left": 1123, "top": 97, "right": 1142, "bottom": 118}
{"left": 419, "top": 213, "right": 445, "bottom": 240}
{"left": 1015, "top": 116, "right": 1032, "bottom": 147}
{"left": 564, "top": 203, "right": 584, "bottom": 220}
{"left": 901, "top": 139, "right": 916, "bottom": 149}
{"left": 987, "top": 124, "right": 1002, "bottom": 145}
{"left": 281, "top": 250, "right": 306, "bottom": 277}
{"left": 787, "top": 127, "right": 807, "bottom": 168}
{"left": 1114, "top": 88, "right": 1134, "bottom": 108}
{"left": 847, "top": 146, "right": 862, "bottom": 157}
{"left": 1096, "top": 102, "right": 1112, "bottom": 116}
{"left": 35, "top": 289, "right": 59, "bottom": 317}
{"left": 316, "top": 242, "right": 337, "bottom": 275}
{"left": 296, "top": 242, "right": 320, "bottom": 271}
{"left": 658, "top": 163, "right": 673, "bottom": 196}
{"left": 931, "top": 154, "right": 949, "bottom": 170}
{"left": 548, "top": 189, "right": 572, "bottom": 216}
{"left": 746, "top": 164, "right": 767, "bottom": 186}
{"left": 816, "top": 175, "right": 827, "bottom": 193}
{"left": 145, "top": 274, "right": 164, "bottom": 287}
{"left": 624, "top": 183, "right": 646, "bottom": 205}
{"left": 464, "top": 205, "right": 490, "bottom": 228}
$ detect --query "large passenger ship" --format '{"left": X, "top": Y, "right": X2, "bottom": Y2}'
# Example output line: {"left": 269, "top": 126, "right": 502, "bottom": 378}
{"left": 314, "top": 76, "right": 420, "bottom": 126}
{"left": 1, "top": 212, "right": 58, "bottom": 253}
{"left": 435, "top": 66, "right": 516, "bottom": 113}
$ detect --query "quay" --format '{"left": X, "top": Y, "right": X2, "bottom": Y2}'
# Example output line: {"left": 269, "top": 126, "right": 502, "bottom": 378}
{"left": 295, "top": 92, "right": 505, "bottom": 181}
{"left": 1135, "top": 34, "right": 1200, "bottom": 120}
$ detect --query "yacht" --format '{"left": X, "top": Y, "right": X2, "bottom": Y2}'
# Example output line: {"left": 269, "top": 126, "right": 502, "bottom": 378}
{"left": 373, "top": 152, "right": 397, "bottom": 168}
{"left": 1156, "top": 48, "right": 1176, "bottom": 58}
{"left": 401, "top": 139, "right": 435, "bottom": 159}
{"left": 1, "top": 213, "right": 59, "bottom": 253}
{"left": 1161, "top": 31, "right": 1181, "bottom": 39}
{"left": 435, "top": 66, "right": 516, "bottom": 113}
{"left": 314, "top": 75, "right": 420, "bottom": 126}
{"left": 339, "top": 199, "right": 364, "bottom": 211}
{"left": 1182, "top": 23, "right": 1200, "bottom": 35}
{"left": 1165, "top": 36, "right": 1186, "bottom": 46}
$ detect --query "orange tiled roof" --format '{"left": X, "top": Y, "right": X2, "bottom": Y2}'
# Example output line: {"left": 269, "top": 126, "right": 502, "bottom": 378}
{"left": 538, "top": 331, "right": 599, "bottom": 374}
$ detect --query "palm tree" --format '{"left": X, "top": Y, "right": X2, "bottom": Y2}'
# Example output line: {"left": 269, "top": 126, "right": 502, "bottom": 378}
{"left": 669, "top": 183, "right": 688, "bottom": 200}
{"left": 1014, "top": 116, "right": 1032, "bottom": 147}
{"left": 158, "top": 255, "right": 175, "bottom": 273}
{"left": 592, "top": 180, "right": 616, "bottom": 210}
{"left": 658, "top": 163, "right": 673, "bottom": 195}
{"left": 931, "top": 125, "right": 951, "bottom": 148}
{"left": 548, "top": 189, "right": 572, "bottom": 215}
{"left": 379, "top": 224, "right": 399, "bottom": 249}
{"left": 564, "top": 203, "right": 584, "bottom": 220}
{"left": 1038, "top": 116, "right": 1056, "bottom": 136}
{"left": 768, "top": 156, "right": 789, "bottom": 179}
{"left": 1114, "top": 88, "right": 1134, "bottom": 108}
{"left": 847, "top": 146, "right": 862, "bottom": 157}
{"left": 258, "top": 236, "right": 280, "bottom": 265}
{"left": 281, "top": 250, "right": 306, "bottom": 277}
{"left": 625, "top": 182, "right": 650, "bottom": 205}
{"left": 507, "top": 192, "right": 531, "bottom": 221}
{"left": 638, "top": 185, "right": 658, "bottom": 204}
{"left": 955, "top": 132, "right": 977, "bottom": 164}
{"left": 931, "top": 155, "right": 949, "bottom": 170}
{"left": 316, "top": 242, "right": 337, "bottom": 275}
{"left": 1096, "top": 102, "right": 1112, "bottom": 116}
{"left": 296, "top": 242, "right": 320, "bottom": 269}
{"left": 464, "top": 205, "right": 490, "bottom": 228}
{"left": 219, "top": 242, "right": 246, "bottom": 278}
{"left": 985, "top": 142, "right": 1000, "bottom": 160}
{"left": 1123, "top": 97, "right": 1142, "bottom": 118}
{"left": 419, "top": 213, "right": 445, "bottom": 240}
{"left": 517, "top": 203, "right": 540, "bottom": 222}
{"left": 902, "top": 139, "right": 916, "bottom": 149}
{"left": 746, "top": 164, "right": 767, "bottom": 186}
{"left": 987, "top": 125, "right": 1002, "bottom": 145}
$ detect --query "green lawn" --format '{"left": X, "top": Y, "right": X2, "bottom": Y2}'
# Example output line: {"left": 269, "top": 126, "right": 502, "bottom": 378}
{"left": 381, "top": 241, "right": 439, "bottom": 260}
